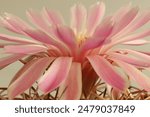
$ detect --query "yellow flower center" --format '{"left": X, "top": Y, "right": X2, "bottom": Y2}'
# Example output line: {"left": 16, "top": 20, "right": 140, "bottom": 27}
{"left": 76, "top": 31, "right": 87, "bottom": 46}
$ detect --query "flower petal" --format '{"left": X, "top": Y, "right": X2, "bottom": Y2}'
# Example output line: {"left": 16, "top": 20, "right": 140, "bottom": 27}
{"left": 26, "top": 9, "right": 65, "bottom": 44}
{"left": 115, "top": 29, "right": 150, "bottom": 44}
{"left": 115, "top": 60, "right": 150, "bottom": 91}
{"left": 116, "top": 11, "right": 150, "bottom": 37}
{"left": 0, "top": 13, "right": 32, "bottom": 34}
{"left": 42, "top": 8, "right": 64, "bottom": 25}
{"left": 0, "top": 16, "right": 19, "bottom": 34}
{"left": 101, "top": 29, "right": 150, "bottom": 53}
{"left": 87, "top": 55, "right": 127, "bottom": 91}
{"left": 23, "top": 29, "right": 53, "bottom": 44}
{"left": 26, "top": 9, "right": 49, "bottom": 32}
{"left": 0, "top": 34, "right": 40, "bottom": 44}
{"left": 56, "top": 25, "right": 76, "bottom": 48}
{"left": 122, "top": 39, "right": 150, "bottom": 45}
{"left": 112, "top": 7, "right": 139, "bottom": 38}
{"left": 23, "top": 28, "right": 70, "bottom": 55}
{"left": 58, "top": 62, "right": 82, "bottom": 100}
{"left": 93, "top": 18, "right": 114, "bottom": 38}
{"left": 8, "top": 57, "right": 52, "bottom": 99}
{"left": 87, "top": 2, "right": 105, "bottom": 35}
{"left": 81, "top": 19, "right": 113, "bottom": 51}
{"left": 38, "top": 57, "right": 72, "bottom": 93}
{"left": 119, "top": 49, "right": 150, "bottom": 61}
{"left": 4, "top": 44, "right": 47, "bottom": 54}
{"left": 108, "top": 52, "right": 150, "bottom": 67}
{"left": 71, "top": 4, "right": 87, "bottom": 34}
{"left": 0, "top": 54, "right": 25, "bottom": 69}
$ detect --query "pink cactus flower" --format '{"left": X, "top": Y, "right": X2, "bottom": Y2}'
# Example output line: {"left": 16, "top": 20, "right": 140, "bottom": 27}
{"left": 0, "top": 2, "right": 150, "bottom": 99}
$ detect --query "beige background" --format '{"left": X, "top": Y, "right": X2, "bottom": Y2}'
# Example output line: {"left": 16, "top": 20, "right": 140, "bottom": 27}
{"left": 0, "top": 0, "right": 150, "bottom": 87}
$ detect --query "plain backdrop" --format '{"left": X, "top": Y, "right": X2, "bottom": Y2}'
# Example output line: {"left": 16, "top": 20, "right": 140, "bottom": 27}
{"left": 0, "top": 0, "right": 150, "bottom": 86}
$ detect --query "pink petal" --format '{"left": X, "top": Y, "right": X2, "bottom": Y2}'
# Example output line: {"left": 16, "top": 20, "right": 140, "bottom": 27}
{"left": 4, "top": 44, "right": 47, "bottom": 54}
{"left": 93, "top": 18, "right": 114, "bottom": 38}
{"left": 23, "top": 29, "right": 53, "bottom": 44}
{"left": 122, "top": 40, "right": 150, "bottom": 45}
{"left": 115, "top": 60, "right": 150, "bottom": 91}
{"left": 0, "top": 54, "right": 25, "bottom": 69}
{"left": 0, "top": 13, "right": 32, "bottom": 34}
{"left": 58, "top": 62, "right": 82, "bottom": 100}
{"left": 87, "top": 55, "right": 127, "bottom": 91}
{"left": 23, "top": 28, "right": 70, "bottom": 55}
{"left": 26, "top": 9, "right": 66, "bottom": 45}
{"left": 112, "top": 7, "right": 139, "bottom": 38}
{"left": 56, "top": 25, "right": 76, "bottom": 48}
{"left": 108, "top": 52, "right": 150, "bottom": 67}
{"left": 119, "top": 49, "right": 150, "bottom": 61}
{"left": 42, "top": 8, "right": 64, "bottom": 25}
{"left": 117, "top": 11, "right": 150, "bottom": 37}
{"left": 0, "top": 43, "right": 20, "bottom": 48}
{"left": 71, "top": 4, "right": 86, "bottom": 33}
{"left": 103, "top": 29, "right": 150, "bottom": 52}
{"left": 8, "top": 57, "right": 52, "bottom": 99}
{"left": 137, "top": 51, "right": 150, "bottom": 56}
{"left": 26, "top": 10, "right": 71, "bottom": 54}
{"left": 116, "top": 29, "right": 150, "bottom": 44}
{"left": 26, "top": 9, "right": 50, "bottom": 32}
{"left": 129, "top": 11, "right": 150, "bottom": 31}
{"left": 38, "top": 57, "right": 72, "bottom": 93}
{"left": 81, "top": 19, "right": 113, "bottom": 51}
{"left": 0, "top": 16, "right": 19, "bottom": 34}
{"left": 87, "top": 2, "right": 105, "bottom": 35}
{"left": 112, "top": 4, "right": 131, "bottom": 22}
{"left": 0, "top": 34, "right": 40, "bottom": 44}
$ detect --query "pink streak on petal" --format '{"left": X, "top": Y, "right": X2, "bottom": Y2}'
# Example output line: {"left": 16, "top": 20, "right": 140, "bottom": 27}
{"left": 115, "top": 29, "right": 150, "bottom": 44}
{"left": 56, "top": 25, "right": 76, "bottom": 48}
{"left": 129, "top": 11, "right": 150, "bottom": 31}
{"left": 1, "top": 13, "right": 32, "bottom": 34}
{"left": 0, "top": 34, "right": 40, "bottom": 44}
{"left": 137, "top": 51, "right": 150, "bottom": 56}
{"left": 87, "top": 55, "right": 127, "bottom": 91}
{"left": 112, "top": 7, "right": 139, "bottom": 38}
{"left": 87, "top": 2, "right": 105, "bottom": 35}
{"left": 43, "top": 8, "right": 64, "bottom": 25}
{"left": 108, "top": 52, "right": 150, "bottom": 67}
{"left": 0, "top": 16, "right": 19, "bottom": 34}
{"left": 23, "top": 28, "right": 71, "bottom": 55}
{"left": 116, "top": 11, "right": 150, "bottom": 37}
{"left": 4, "top": 44, "right": 47, "bottom": 54}
{"left": 0, "top": 54, "right": 25, "bottom": 69}
{"left": 122, "top": 40, "right": 150, "bottom": 45}
{"left": 26, "top": 10, "right": 70, "bottom": 52}
{"left": 26, "top": 9, "right": 65, "bottom": 44}
{"left": 101, "top": 29, "right": 150, "bottom": 53}
{"left": 8, "top": 57, "right": 52, "bottom": 99}
{"left": 119, "top": 49, "right": 150, "bottom": 61}
{"left": 9, "top": 57, "right": 55, "bottom": 86}
{"left": 39, "top": 57, "right": 72, "bottom": 93}
{"left": 26, "top": 9, "right": 47, "bottom": 28}
{"left": 58, "top": 62, "right": 82, "bottom": 100}
{"left": 93, "top": 18, "right": 114, "bottom": 38}
{"left": 23, "top": 29, "right": 53, "bottom": 44}
{"left": 112, "top": 4, "right": 131, "bottom": 22}
{"left": 82, "top": 19, "right": 113, "bottom": 51}
{"left": 71, "top": 4, "right": 86, "bottom": 33}
{"left": 115, "top": 60, "right": 150, "bottom": 91}
{"left": 26, "top": 9, "right": 50, "bottom": 32}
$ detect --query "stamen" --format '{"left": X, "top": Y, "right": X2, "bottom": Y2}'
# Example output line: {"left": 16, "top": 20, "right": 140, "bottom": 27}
{"left": 76, "top": 31, "right": 87, "bottom": 46}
